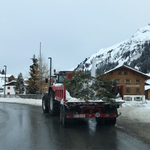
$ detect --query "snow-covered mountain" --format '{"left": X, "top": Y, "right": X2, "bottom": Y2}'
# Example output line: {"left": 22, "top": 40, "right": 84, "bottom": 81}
{"left": 75, "top": 25, "right": 150, "bottom": 75}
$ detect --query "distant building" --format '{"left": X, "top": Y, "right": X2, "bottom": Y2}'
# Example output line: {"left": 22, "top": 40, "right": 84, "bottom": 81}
{"left": 3, "top": 80, "right": 16, "bottom": 96}
{"left": 0, "top": 74, "right": 16, "bottom": 97}
{"left": 103, "top": 65, "right": 150, "bottom": 101}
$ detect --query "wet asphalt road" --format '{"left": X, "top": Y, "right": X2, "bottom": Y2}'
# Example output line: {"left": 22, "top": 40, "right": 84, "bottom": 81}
{"left": 0, "top": 102, "right": 150, "bottom": 150}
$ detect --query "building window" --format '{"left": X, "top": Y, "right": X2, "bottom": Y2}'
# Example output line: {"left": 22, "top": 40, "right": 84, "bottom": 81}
{"left": 118, "top": 71, "right": 122, "bottom": 75}
{"left": 126, "top": 79, "right": 130, "bottom": 84}
{"left": 126, "top": 97, "right": 130, "bottom": 101}
{"left": 136, "top": 80, "right": 140, "bottom": 84}
{"left": 7, "top": 87, "right": 10, "bottom": 89}
{"left": 124, "top": 71, "right": 128, "bottom": 75}
{"left": 136, "top": 88, "right": 140, "bottom": 93}
{"left": 126, "top": 88, "right": 130, "bottom": 93}
{"left": 136, "top": 97, "right": 141, "bottom": 101}
{"left": 116, "top": 79, "right": 119, "bottom": 83}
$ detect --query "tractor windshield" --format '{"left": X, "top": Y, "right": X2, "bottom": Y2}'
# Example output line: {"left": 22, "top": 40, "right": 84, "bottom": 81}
{"left": 59, "top": 75, "right": 66, "bottom": 83}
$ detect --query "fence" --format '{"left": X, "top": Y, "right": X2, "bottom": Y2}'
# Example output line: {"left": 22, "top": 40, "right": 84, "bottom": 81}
{"left": 19, "top": 94, "right": 42, "bottom": 99}
{"left": 0, "top": 94, "right": 17, "bottom": 98}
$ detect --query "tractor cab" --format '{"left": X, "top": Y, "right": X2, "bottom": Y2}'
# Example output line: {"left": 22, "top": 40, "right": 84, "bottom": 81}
{"left": 54, "top": 70, "right": 73, "bottom": 83}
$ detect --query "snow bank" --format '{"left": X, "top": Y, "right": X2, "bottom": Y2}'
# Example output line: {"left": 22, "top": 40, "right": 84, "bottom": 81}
{"left": 119, "top": 100, "right": 150, "bottom": 123}
{"left": 0, "top": 98, "right": 42, "bottom": 106}
{"left": 122, "top": 100, "right": 150, "bottom": 108}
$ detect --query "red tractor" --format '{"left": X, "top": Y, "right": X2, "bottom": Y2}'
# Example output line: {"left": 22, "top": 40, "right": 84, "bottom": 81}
{"left": 42, "top": 69, "right": 124, "bottom": 127}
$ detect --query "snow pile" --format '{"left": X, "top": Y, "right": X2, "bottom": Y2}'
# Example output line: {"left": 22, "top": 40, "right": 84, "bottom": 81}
{"left": 120, "top": 100, "right": 150, "bottom": 123}
{"left": 122, "top": 100, "right": 150, "bottom": 108}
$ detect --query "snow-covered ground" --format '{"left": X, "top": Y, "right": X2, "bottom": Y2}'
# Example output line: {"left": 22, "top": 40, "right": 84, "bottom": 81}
{"left": 0, "top": 98, "right": 150, "bottom": 123}
{"left": 119, "top": 100, "right": 150, "bottom": 123}
{"left": 0, "top": 98, "right": 42, "bottom": 106}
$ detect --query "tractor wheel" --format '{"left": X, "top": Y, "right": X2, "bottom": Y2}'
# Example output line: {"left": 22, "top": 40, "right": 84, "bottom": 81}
{"left": 49, "top": 91, "right": 60, "bottom": 116}
{"left": 96, "top": 118, "right": 106, "bottom": 125}
{"left": 60, "top": 105, "right": 63, "bottom": 124}
{"left": 62, "top": 106, "right": 67, "bottom": 128}
{"left": 42, "top": 93, "right": 49, "bottom": 113}
{"left": 95, "top": 118, "right": 101, "bottom": 124}
{"left": 109, "top": 118, "right": 116, "bottom": 126}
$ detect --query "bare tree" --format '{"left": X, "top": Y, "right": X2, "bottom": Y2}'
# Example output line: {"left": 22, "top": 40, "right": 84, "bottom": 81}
{"left": 38, "top": 54, "right": 50, "bottom": 94}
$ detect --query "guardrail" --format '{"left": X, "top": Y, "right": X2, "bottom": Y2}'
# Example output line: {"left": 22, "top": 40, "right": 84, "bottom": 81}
{"left": 19, "top": 94, "right": 42, "bottom": 99}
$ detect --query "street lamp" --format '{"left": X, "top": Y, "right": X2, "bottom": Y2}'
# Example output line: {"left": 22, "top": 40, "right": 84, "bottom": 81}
{"left": 4, "top": 65, "right": 7, "bottom": 98}
{"left": 48, "top": 57, "right": 52, "bottom": 87}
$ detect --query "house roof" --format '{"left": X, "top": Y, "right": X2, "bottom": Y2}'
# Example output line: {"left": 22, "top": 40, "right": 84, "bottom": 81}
{"left": 3, "top": 80, "right": 16, "bottom": 86}
{"left": 145, "top": 85, "right": 150, "bottom": 91}
{"left": 104, "top": 65, "right": 150, "bottom": 80}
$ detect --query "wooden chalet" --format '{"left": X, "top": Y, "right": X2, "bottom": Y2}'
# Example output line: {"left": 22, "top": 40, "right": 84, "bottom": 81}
{"left": 103, "top": 65, "right": 150, "bottom": 101}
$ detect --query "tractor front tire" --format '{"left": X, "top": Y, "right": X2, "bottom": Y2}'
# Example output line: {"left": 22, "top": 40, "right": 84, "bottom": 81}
{"left": 42, "top": 93, "right": 49, "bottom": 113}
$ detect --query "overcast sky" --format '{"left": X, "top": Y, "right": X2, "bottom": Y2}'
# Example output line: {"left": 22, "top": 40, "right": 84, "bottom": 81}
{"left": 0, "top": 0, "right": 150, "bottom": 77}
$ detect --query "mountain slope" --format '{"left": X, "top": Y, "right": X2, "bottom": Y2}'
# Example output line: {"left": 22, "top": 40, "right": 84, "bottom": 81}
{"left": 75, "top": 25, "right": 150, "bottom": 75}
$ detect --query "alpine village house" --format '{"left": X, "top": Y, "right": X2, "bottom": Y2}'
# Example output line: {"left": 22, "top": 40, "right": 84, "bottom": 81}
{"left": 103, "top": 65, "right": 150, "bottom": 101}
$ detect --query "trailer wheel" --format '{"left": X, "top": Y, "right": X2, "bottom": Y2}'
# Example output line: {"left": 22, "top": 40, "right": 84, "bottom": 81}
{"left": 95, "top": 118, "right": 101, "bottom": 124}
{"left": 42, "top": 94, "right": 49, "bottom": 113}
{"left": 49, "top": 91, "right": 60, "bottom": 116}
{"left": 96, "top": 118, "right": 105, "bottom": 125}
{"left": 62, "top": 106, "right": 67, "bottom": 128}
{"left": 109, "top": 118, "right": 116, "bottom": 126}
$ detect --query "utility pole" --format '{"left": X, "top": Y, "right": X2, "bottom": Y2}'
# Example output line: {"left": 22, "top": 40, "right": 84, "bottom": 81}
{"left": 39, "top": 42, "right": 42, "bottom": 95}
{"left": 4, "top": 65, "right": 7, "bottom": 98}
{"left": 48, "top": 57, "right": 52, "bottom": 87}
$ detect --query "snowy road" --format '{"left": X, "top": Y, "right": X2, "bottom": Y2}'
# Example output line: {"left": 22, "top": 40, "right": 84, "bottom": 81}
{"left": 0, "top": 99, "right": 150, "bottom": 150}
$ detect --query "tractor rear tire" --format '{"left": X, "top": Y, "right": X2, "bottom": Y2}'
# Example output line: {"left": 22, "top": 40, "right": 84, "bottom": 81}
{"left": 49, "top": 91, "right": 60, "bottom": 116}
{"left": 42, "top": 93, "right": 49, "bottom": 113}
{"left": 60, "top": 105, "right": 63, "bottom": 124}
{"left": 62, "top": 106, "right": 67, "bottom": 128}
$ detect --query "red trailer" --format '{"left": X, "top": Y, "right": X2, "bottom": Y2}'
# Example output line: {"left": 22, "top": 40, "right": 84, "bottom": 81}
{"left": 42, "top": 71, "right": 124, "bottom": 127}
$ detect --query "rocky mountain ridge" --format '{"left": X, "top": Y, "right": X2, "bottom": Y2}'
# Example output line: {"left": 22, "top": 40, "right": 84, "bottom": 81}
{"left": 75, "top": 25, "right": 150, "bottom": 75}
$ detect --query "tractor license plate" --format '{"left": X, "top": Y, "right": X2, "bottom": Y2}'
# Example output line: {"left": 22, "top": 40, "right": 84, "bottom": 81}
{"left": 74, "top": 114, "right": 86, "bottom": 118}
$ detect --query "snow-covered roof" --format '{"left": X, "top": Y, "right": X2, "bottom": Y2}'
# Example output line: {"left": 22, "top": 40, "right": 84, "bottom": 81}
{"left": 145, "top": 85, "right": 150, "bottom": 91}
{"left": 3, "top": 80, "right": 16, "bottom": 86}
{"left": 0, "top": 74, "right": 13, "bottom": 78}
{"left": 105, "top": 65, "right": 150, "bottom": 80}
{"left": 0, "top": 74, "right": 16, "bottom": 88}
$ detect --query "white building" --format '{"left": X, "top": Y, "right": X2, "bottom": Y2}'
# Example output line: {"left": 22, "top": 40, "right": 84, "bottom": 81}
{"left": 0, "top": 74, "right": 16, "bottom": 97}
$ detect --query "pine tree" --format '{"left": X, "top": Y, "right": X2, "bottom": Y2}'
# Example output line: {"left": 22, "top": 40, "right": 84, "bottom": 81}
{"left": 64, "top": 71, "right": 93, "bottom": 101}
{"left": 14, "top": 73, "right": 25, "bottom": 94}
{"left": 93, "top": 75, "right": 117, "bottom": 104}
{"left": 28, "top": 55, "right": 40, "bottom": 94}
{"left": 64, "top": 71, "right": 117, "bottom": 104}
